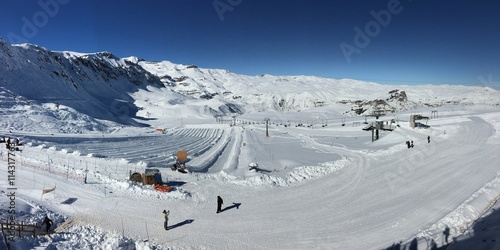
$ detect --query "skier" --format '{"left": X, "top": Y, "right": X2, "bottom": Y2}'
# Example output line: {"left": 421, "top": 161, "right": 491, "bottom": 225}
{"left": 217, "top": 196, "right": 224, "bottom": 213}
{"left": 163, "top": 210, "right": 170, "bottom": 230}
{"left": 406, "top": 141, "right": 410, "bottom": 149}
{"left": 410, "top": 140, "right": 414, "bottom": 148}
{"left": 41, "top": 216, "right": 53, "bottom": 233}
{"left": 427, "top": 135, "right": 431, "bottom": 143}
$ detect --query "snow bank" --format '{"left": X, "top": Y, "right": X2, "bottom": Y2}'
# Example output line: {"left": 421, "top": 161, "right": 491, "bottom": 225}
{"left": 415, "top": 171, "right": 500, "bottom": 245}
{"left": 196, "top": 157, "right": 352, "bottom": 187}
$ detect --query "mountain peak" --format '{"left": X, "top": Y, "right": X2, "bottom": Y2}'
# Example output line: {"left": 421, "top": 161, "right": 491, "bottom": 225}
{"left": 1, "top": 37, "right": 499, "bottom": 133}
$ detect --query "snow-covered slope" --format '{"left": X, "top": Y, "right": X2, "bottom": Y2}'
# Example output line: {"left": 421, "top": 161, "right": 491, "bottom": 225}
{"left": 1, "top": 37, "right": 499, "bottom": 134}
{"left": 1, "top": 38, "right": 500, "bottom": 250}
{"left": 138, "top": 59, "right": 500, "bottom": 113}
{"left": 1, "top": 107, "right": 500, "bottom": 250}
{"left": 2, "top": 40, "right": 163, "bottom": 124}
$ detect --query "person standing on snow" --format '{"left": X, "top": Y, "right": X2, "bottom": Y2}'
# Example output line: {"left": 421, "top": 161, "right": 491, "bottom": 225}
{"left": 217, "top": 196, "right": 224, "bottom": 213}
{"left": 427, "top": 135, "right": 431, "bottom": 143}
{"left": 41, "top": 216, "right": 53, "bottom": 233}
{"left": 163, "top": 210, "right": 170, "bottom": 230}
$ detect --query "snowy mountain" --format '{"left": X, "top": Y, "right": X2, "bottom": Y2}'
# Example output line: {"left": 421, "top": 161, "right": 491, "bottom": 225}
{"left": 1, "top": 38, "right": 500, "bottom": 250}
{"left": 1, "top": 37, "right": 499, "bottom": 133}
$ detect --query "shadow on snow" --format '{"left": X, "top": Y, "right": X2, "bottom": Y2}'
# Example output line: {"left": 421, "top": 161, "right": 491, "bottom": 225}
{"left": 167, "top": 219, "right": 194, "bottom": 231}
{"left": 383, "top": 202, "right": 499, "bottom": 250}
{"left": 220, "top": 203, "right": 242, "bottom": 213}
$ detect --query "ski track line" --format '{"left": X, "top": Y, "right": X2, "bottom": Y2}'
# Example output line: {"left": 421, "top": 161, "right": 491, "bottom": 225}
{"left": 220, "top": 127, "right": 242, "bottom": 173}
{"left": 17, "top": 128, "right": 227, "bottom": 172}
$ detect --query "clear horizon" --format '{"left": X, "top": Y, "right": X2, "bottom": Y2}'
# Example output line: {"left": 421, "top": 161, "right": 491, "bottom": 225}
{"left": 1, "top": 0, "right": 499, "bottom": 88}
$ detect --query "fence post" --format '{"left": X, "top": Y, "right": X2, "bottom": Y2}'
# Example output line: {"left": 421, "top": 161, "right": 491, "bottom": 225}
{"left": 145, "top": 221, "right": 150, "bottom": 242}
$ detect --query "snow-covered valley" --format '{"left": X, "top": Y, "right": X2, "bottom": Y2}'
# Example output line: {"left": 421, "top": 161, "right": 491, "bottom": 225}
{"left": 1, "top": 38, "right": 500, "bottom": 249}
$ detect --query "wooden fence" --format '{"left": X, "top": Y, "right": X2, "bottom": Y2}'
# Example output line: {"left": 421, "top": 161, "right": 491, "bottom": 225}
{"left": 0, "top": 221, "right": 43, "bottom": 250}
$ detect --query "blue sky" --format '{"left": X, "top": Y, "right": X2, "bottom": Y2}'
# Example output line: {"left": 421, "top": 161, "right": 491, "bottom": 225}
{"left": 1, "top": 0, "right": 499, "bottom": 88}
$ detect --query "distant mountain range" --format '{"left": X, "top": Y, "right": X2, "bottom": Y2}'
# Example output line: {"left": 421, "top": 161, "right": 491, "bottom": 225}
{"left": 1, "top": 37, "right": 498, "bottom": 133}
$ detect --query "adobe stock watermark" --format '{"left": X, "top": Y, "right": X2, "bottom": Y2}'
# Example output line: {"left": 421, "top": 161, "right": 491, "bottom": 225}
{"left": 6, "top": 148, "right": 18, "bottom": 243}
{"left": 110, "top": 94, "right": 133, "bottom": 119}
{"left": 213, "top": 0, "right": 242, "bottom": 21}
{"left": 339, "top": 0, "right": 406, "bottom": 63}
{"left": 477, "top": 74, "right": 500, "bottom": 104}
{"left": 384, "top": 140, "right": 436, "bottom": 194}
{"left": 6, "top": 0, "right": 70, "bottom": 44}
{"left": 478, "top": 74, "right": 500, "bottom": 89}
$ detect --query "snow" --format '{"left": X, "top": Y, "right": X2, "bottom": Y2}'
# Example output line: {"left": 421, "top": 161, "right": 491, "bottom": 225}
{"left": 1, "top": 39, "right": 500, "bottom": 249}
{"left": 1, "top": 105, "right": 499, "bottom": 249}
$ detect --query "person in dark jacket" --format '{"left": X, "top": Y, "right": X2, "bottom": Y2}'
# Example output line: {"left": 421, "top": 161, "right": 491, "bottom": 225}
{"left": 163, "top": 210, "right": 170, "bottom": 230}
{"left": 41, "top": 216, "right": 53, "bottom": 233}
{"left": 427, "top": 135, "right": 431, "bottom": 143}
{"left": 217, "top": 196, "right": 224, "bottom": 213}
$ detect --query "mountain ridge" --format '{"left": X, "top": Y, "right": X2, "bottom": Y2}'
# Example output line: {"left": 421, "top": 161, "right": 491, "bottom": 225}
{"left": 1, "top": 37, "right": 499, "bottom": 133}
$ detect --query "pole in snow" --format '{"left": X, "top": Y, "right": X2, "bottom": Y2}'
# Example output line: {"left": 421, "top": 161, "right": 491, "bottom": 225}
{"left": 41, "top": 182, "right": 45, "bottom": 201}
{"left": 84, "top": 164, "right": 88, "bottom": 184}
{"left": 265, "top": 118, "right": 270, "bottom": 137}
{"left": 145, "top": 221, "right": 150, "bottom": 242}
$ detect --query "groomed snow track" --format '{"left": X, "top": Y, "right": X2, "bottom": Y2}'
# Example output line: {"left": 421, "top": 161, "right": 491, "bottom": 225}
{"left": 16, "top": 127, "right": 229, "bottom": 173}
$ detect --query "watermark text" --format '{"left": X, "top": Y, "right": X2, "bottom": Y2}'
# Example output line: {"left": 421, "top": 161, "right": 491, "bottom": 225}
{"left": 7, "top": 0, "right": 70, "bottom": 44}
{"left": 340, "top": 0, "right": 405, "bottom": 63}
{"left": 213, "top": 0, "right": 242, "bottom": 21}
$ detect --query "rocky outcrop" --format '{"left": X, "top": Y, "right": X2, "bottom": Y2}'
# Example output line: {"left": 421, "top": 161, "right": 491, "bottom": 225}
{"left": 347, "top": 89, "right": 413, "bottom": 116}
